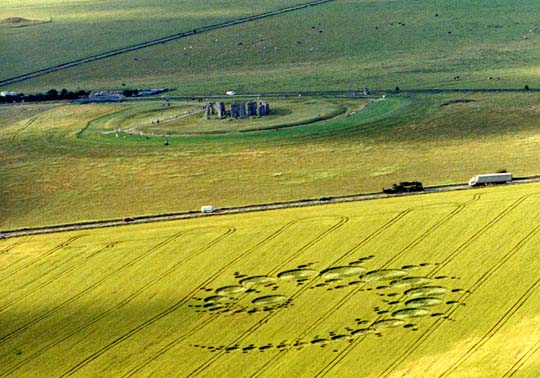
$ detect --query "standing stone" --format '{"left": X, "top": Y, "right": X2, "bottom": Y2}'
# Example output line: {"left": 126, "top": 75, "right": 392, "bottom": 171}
{"left": 205, "top": 105, "right": 211, "bottom": 120}
{"left": 217, "top": 102, "right": 226, "bottom": 119}
{"left": 247, "top": 101, "right": 257, "bottom": 116}
{"left": 238, "top": 102, "right": 246, "bottom": 119}
{"left": 258, "top": 101, "right": 270, "bottom": 117}
{"left": 231, "top": 103, "right": 240, "bottom": 118}
{"left": 257, "top": 101, "right": 266, "bottom": 117}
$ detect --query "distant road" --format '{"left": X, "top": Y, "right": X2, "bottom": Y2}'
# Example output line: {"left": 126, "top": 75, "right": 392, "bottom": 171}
{"left": 130, "top": 87, "right": 540, "bottom": 101}
{"left": 2, "top": 177, "right": 540, "bottom": 239}
{"left": 0, "top": 0, "right": 335, "bottom": 88}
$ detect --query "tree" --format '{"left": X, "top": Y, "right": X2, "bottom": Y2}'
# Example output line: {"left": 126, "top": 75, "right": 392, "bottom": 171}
{"left": 46, "top": 89, "right": 58, "bottom": 100}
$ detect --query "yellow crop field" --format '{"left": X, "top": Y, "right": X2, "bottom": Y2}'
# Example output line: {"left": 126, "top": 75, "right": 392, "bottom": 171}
{"left": 1, "top": 184, "right": 540, "bottom": 377}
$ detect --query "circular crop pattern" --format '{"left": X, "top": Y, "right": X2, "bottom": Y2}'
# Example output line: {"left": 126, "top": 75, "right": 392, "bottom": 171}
{"left": 392, "top": 308, "right": 431, "bottom": 319}
{"left": 362, "top": 269, "right": 408, "bottom": 282}
{"left": 390, "top": 277, "right": 431, "bottom": 288}
{"left": 204, "top": 295, "right": 229, "bottom": 303}
{"left": 215, "top": 286, "right": 247, "bottom": 295}
{"left": 405, "top": 286, "right": 447, "bottom": 298}
{"left": 310, "top": 338, "right": 329, "bottom": 345}
{"left": 252, "top": 295, "right": 288, "bottom": 305}
{"left": 320, "top": 266, "right": 367, "bottom": 280}
{"left": 351, "top": 328, "right": 375, "bottom": 336}
{"left": 372, "top": 319, "right": 406, "bottom": 328}
{"left": 405, "top": 297, "right": 443, "bottom": 308}
{"left": 277, "top": 269, "right": 318, "bottom": 280}
{"left": 239, "top": 276, "right": 276, "bottom": 286}
{"left": 193, "top": 258, "right": 463, "bottom": 355}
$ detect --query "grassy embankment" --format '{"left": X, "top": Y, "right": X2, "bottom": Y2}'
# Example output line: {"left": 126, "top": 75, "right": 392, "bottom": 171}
{"left": 1, "top": 183, "right": 540, "bottom": 377}
{"left": 87, "top": 98, "right": 349, "bottom": 136}
{"left": 1, "top": 92, "right": 540, "bottom": 230}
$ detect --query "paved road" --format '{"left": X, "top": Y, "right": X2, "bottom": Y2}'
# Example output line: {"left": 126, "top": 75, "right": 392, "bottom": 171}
{"left": 2, "top": 178, "right": 540, "bottom": 240}
{"left": 0, "top": 0, "right": 335, "bottom": 88}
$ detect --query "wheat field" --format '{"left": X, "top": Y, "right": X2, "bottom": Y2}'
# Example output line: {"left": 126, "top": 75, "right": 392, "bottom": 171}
{"left": 1, "top": 183, "right": 539, "bottom": 377}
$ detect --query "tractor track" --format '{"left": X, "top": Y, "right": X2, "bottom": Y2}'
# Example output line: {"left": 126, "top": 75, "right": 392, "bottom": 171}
{"left": 314, "top": 193, "right": 530, "bottom": 378}
{"left": 0, "top": 229, "right": 190, "bottom": 345}
{"left": 501, "top": 337, "right": 540, "bottom": 377}
{"left": 373, "top": 193, "right": 540, "bottom": 378}
{"left": 184, "top": 216, "right": 349, "bottom": 378}
{"left": 120, "top": 216, "right": 346, "bottom": 377}
{"left": 58, "top": 218, "right": 349, "bottom": 377}
{"left": 0, "top": 241, "right": 119, "bottom": 314}
{"left": 0, "top": 0, "right": 335, "bottom": 88}
{"left": 1, "top": 226, "right": 236, "bottom": 377}
{"left": 0, "top": 235, "right": 84, "bottom": 283}
{"left": 440, "top": 275, "right": 540, "bottom": 377}
{"left": 250, "top": 197, "right": 477, "bottom": 378}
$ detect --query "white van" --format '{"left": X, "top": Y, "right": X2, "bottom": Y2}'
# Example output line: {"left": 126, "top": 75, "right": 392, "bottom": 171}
{"left": 201, "top": 205, "right": 216, "bottom": 213}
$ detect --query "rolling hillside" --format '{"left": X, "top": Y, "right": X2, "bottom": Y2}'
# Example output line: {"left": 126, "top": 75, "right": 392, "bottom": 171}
{"left": 4, "top": 0, "right": 540, "bottom": 94}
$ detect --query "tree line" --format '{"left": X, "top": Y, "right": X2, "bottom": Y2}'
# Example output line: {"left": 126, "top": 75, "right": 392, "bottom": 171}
{"left": 0, "top": 89, "right": 90, "bottom": 103}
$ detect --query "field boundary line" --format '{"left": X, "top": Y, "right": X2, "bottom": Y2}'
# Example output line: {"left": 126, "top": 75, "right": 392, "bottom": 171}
{"left": 252, "top": 201, "right": 472, "bottom": 378}
{"left": 0, "top": 0, "right": 335, "bottom": 88}
{"left": 185, "top": 217, "right": 349, "bottom": 378}
{"left": 1, "top": 226, "right": 237, "bottom": 377}
{"left": 376, "top": 193, "right": 540, "bottom": 378}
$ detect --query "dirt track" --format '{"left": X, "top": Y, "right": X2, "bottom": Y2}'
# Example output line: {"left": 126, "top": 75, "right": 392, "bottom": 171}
{"left": 0, "top": 0, "right": 335, "bottom": 88}
{"left": 2, "top": 178, "right": 539, "bottom": 240}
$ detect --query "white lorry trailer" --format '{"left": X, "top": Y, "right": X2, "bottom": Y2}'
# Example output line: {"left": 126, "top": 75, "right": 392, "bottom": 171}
{"left": 468, "top": 173, "right": 512, "bottom": 187}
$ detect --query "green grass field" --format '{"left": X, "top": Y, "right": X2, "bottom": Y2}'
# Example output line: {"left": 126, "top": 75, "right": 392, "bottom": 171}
{"left": 1, "top": 183, "right": 540, "bottom": 377}
{"left": 2, "top": 92, "right": 540, "bottom": 231}
{"left": 5, "top": 0, "right": 540, "bottom": 94}
{"left": 0, "top": 0, "right": 308, "bottom": 82}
